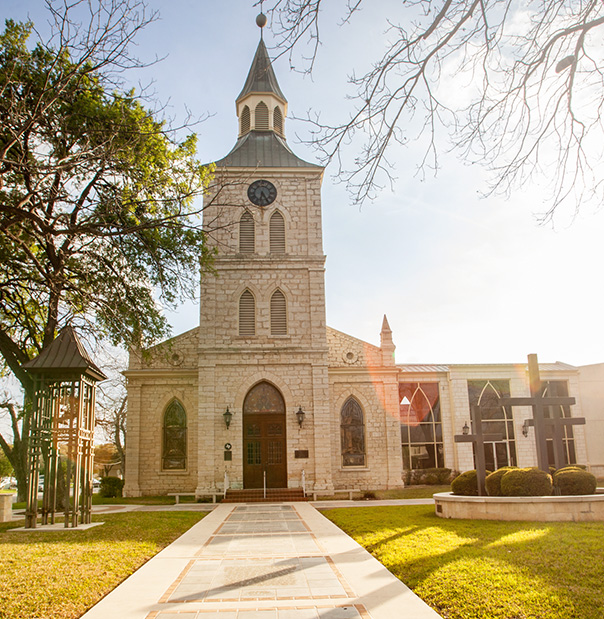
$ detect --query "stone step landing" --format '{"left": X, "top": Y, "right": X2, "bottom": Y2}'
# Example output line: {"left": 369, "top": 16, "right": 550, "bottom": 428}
{"left": 222, "top": 488, "right": 307, "bottom": 503}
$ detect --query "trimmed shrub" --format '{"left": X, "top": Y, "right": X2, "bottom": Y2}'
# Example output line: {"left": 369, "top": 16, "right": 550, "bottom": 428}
{"left": 99, "top": 476, "right": 124, "bottom": 498}
{"left": 554, "top": 468, "right": 596, "bottom": 495}
{"left": 500, "top": 468, "right": 553, "bottom": 497}
{"left": 485, "top": 467, "right": 518, "bottom": 497}
{"left": 451, "top": 470, "right": 491, "bottom": 496}
{"left": 404, "top": 468, "right": 454, "bottom": 486}
{"left": 556, "top": 464, "right": 587, "bottom": 473}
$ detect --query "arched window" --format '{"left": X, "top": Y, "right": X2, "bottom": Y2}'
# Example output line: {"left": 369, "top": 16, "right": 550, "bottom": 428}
{"left": 239, "top": 289, "right": 255, "bottom": 336}
{"left": 270, "top": 289, "right": 287, "bottom": 335}
{"left": 240, "top": 105, "right": 251, "bottom": 134}
{"left": 273, "top": 106, "right": 283, "bottom": 134}
{"left": 467, "top": 379, "right": 516, "bottom": 470}
{"left": 269, "top": 211, "right": 285, "bottom": 254}
{"left": 340, "top": 397, "right": 366, "bottom": 467}
{"left": 239, "top": 210, "right": 255, "bottom": 253}
{"left": 255, "top": 101, "right": 269, "bottom": 130}
{"left": 400, "top": 382, "right": 443, "bottom": 470}
{"left": 162, "top": 400, "right": 187, "bottom": 470}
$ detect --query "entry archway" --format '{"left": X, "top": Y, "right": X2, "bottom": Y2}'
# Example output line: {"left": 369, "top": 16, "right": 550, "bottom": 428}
{"left": 242, "top": 381, "right": 287, "bottom": 488}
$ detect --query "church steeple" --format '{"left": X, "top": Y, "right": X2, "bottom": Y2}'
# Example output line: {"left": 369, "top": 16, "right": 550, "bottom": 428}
{"left": 237, "top": 38, "right": 286, "bottom": 104}
{"left": 235, "top": 14, "right": 287, "bottom": 138}
{"left": 215, "top": 14, "right": 320, "bottom": 170}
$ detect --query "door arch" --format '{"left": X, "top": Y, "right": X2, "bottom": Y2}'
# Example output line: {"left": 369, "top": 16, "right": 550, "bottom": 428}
{"left": 243, "top": 381, "right": 287, "bottom": 488}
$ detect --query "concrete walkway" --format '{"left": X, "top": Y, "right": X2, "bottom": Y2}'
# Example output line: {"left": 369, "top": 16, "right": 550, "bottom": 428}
{"left": 81, "top": 502, "right": 442, "bottom": 619}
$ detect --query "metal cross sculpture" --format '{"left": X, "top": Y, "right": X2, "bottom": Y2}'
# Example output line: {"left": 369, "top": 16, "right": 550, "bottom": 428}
{"left": 454, "top": 404, "right": 503, "bottom": 496}
{"left": 498, "top": 354, "right": 585, "bottom": 472}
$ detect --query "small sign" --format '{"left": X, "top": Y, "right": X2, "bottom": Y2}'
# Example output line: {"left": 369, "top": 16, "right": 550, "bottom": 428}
{"left": 294, "top": 450, "right": 309, "bottom": 459}
{"left": 224, "top": 443, "right": 232, "bottom": 451}
{"left": 224, "top": 451, "right": 232, "bottom": 461}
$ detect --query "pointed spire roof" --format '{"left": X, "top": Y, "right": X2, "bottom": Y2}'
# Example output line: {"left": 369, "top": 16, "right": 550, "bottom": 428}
{"left": 237, "top": 38, "right": 286, "bottom": 102}
{"left": 381, "top": 314, "right": 392, "bottom": 333}
{"left": 23, "top": 326, "right": 107, "bottom": 381}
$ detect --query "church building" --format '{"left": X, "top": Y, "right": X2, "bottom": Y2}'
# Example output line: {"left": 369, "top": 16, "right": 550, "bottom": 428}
{"left": 123, "top": 25, "right": 601, "bottom": 498}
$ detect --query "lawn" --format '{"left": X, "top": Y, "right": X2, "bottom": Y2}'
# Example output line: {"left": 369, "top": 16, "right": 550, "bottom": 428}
{"left": 323, "top": 505, "right": 604, "bottom": 619}
{"left": 0, "top": 511, "right": 205, "bottom": 619}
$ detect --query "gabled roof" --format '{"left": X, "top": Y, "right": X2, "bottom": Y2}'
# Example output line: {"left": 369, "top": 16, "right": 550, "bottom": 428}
{"left": 237, "top": 38, "right": 286, "bottom": 102}
{"left": 23, "top": 326, "right": 106, "bottom": 381}
{"left": 215, "top": 131, "right": 321, "bottom": 169}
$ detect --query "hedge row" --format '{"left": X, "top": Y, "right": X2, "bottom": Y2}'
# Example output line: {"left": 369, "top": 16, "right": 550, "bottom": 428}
{"left": 451, "top": 465, "right": 597, "bottom": 497}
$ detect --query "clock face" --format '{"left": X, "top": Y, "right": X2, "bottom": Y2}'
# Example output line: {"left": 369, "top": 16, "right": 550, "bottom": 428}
{"left": 247, "top": 180, "right": 277, "bottom": 206}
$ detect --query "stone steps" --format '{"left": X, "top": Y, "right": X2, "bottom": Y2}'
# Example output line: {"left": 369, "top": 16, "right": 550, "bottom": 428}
{"left": 222, "top": 488, "right": 307, "bottom": 503}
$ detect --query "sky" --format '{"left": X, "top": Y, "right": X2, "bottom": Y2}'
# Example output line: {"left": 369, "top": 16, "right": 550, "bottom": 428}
{"left": 3, "top": 0, "right": 604, "bottom": 368}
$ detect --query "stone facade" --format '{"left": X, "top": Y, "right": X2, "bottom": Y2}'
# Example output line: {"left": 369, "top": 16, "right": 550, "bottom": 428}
{"left": 123, "top": 34, "right": 600, "bottom": 498}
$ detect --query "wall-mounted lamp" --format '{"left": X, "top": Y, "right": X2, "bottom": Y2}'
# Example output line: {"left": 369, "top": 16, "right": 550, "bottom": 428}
{"left": 223, "top": 406, "right": 233, "bottom": 429}
{"left": 462, "top": 421, "right": 469, "bottom": 436}
{"left": 522, "top": 419, "right": 529, "bottom": 437}
{"left": 296, "top": 406, "right": 305, "bottom": 428}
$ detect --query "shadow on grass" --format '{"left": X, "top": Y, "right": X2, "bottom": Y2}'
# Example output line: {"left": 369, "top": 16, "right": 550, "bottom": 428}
{"left": 0, "top": 511, "right": 205, "bottom": 547}
{"left": 323, "top": 505, "right": 604, "bottom": 619}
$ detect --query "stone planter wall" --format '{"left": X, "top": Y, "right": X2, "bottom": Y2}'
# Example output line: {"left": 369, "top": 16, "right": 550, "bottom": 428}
{"left": 434, "top": 492, "right": 604, "bottom": 522}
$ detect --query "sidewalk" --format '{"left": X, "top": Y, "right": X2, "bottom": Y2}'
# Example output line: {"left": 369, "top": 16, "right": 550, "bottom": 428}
{"left": 81, "top": 501, "right": 442, "bottom": 618}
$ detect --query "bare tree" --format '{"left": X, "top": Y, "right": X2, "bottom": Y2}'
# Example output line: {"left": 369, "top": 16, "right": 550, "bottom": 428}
{"left": 264, "top": 1, "right": 604, "bottom": 220}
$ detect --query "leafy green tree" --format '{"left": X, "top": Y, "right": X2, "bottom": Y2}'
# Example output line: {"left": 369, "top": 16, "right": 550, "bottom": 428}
{"left": 0, "top": 1, "right": 215, "bottom": 500}
{"left": 0, "top": 444, "right": 14, "bottom": 478}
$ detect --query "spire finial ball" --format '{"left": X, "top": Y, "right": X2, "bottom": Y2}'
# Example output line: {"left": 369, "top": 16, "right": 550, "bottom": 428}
{"left": 256, "top": 12, "right": 267, "bottom": 28}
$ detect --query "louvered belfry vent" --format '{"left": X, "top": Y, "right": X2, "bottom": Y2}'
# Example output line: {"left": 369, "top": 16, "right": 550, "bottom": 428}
{"left": 239, "top": 211, "right": 255, "bottom": 253}
{"left": 270, "top": 211, "right": 285, "bottom": 254}
{"left": 241, "top": 105, "right": 251, "bottom": 134}
{"left": 239, "top": 290, "right": 256, "bottom": 336}
{"left": 255, "top": 101, "right": 269, "bottom": 130}
{"left": 271, "top": 289, "right": 287, "bottom": 335}
{"left": 274, "top": 106, "right": 283, "bottom": 134}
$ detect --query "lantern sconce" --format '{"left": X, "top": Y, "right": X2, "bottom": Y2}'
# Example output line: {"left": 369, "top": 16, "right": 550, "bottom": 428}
{"left": 522, "top": 419, "right": 529, "bottom": 438}
{"left": 223, "top": 406, "right": 233, "bottom": 429}
{"left": 462, "top": 421, "right": 469, "bottom": 436}
{"left": 296, "top": 406, "right": 305, "bottom": 428}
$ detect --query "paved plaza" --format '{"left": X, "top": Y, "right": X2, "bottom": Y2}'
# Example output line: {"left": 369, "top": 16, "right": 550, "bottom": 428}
{"left": 81, "top": 501, "right": 442, "bottom": 618}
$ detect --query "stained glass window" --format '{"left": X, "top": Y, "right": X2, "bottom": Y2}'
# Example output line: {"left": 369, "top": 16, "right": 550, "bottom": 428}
{"left": 400, "top": 382, "right": 444, "bottom": 470}
{"left": 341, "top": 398, "right": 366, "bottom": 467}
{"left": 467, "top": 379, "right": 516, "bottom": 471}
{"left": 162, "top": 400, "right": 187, "bottom": 470}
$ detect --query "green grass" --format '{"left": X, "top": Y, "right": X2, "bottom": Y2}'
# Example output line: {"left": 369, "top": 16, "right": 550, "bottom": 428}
{"left": 323, "top": 505, "right": 604, "bottom": 619}
{"left": 314, "top": 485, "right": 450, "bottom": 501}
{"left": 0, "top": 511, "right": 205, "bottom": 619}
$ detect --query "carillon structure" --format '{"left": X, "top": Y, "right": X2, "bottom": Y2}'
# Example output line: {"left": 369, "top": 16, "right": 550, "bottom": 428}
{"left": 23, "top": 327, "right": 106, "bottom": 528}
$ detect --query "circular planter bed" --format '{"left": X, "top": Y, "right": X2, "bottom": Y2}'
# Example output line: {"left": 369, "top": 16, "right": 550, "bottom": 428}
{"left": 434, "top": 491, "right": 604, "bottom": 522}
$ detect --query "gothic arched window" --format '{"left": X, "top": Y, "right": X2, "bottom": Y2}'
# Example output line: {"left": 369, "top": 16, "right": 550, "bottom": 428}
{"left": 467, "top": 379, "right": 516, "bottom": 471}
{"left": 400, "top": 382, "right": 443, "bottom": 470}
{"left": 273, "top": 106, "right": 283, "bottom": 134}
{"left": 255, "top": 101, "right": 269, "bottom": 130}
{"left": 269, "top": 210, "right": 285, "bottom": 254}
{"left": 240, "top": 105, "right": 251, "bottom": 134}
{"left": 239, "top": 210, "right": 255, "bottom": 253}
{"left": 340, "top": 397, "right": 366, "bottom": 467}
{"left": 239, "top": 289, "right": 256, "bottom": 336}
{"left": 270, "top": 289, "right": 287, "bottom": 335}
{"left": 162, "top": 400, "right": 187, "bottom": 470}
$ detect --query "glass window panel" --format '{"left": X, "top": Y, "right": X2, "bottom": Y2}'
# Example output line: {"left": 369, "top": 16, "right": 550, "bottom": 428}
{"left": 341, "top": 398, "right": 366, "bottom": 467}
{"left": 163, "top": 400, "right": 187, "bottom": 470}
{"left": 400, "top": 382, "right": 443, "bottom": 471}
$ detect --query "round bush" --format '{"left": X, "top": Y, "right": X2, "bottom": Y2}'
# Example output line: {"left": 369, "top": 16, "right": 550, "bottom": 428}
{"left": 451, "top": 470, "right": 491, "bottom": 496}
{"left": 500, "top": 467, "right": 553, "bottom": 496}
{"left": 554, "top": 469, "right": 596, "bottom": 495}
{"left": 99, "top": 476, "right": 124, "bottom": 498}
{"left": 485, "top": 467, "right": 517, "bottom": 497}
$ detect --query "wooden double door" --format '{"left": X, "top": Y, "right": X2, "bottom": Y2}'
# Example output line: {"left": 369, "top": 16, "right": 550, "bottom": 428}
{"left": 242, "top": 382, "right": 287, "bottom": 489}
